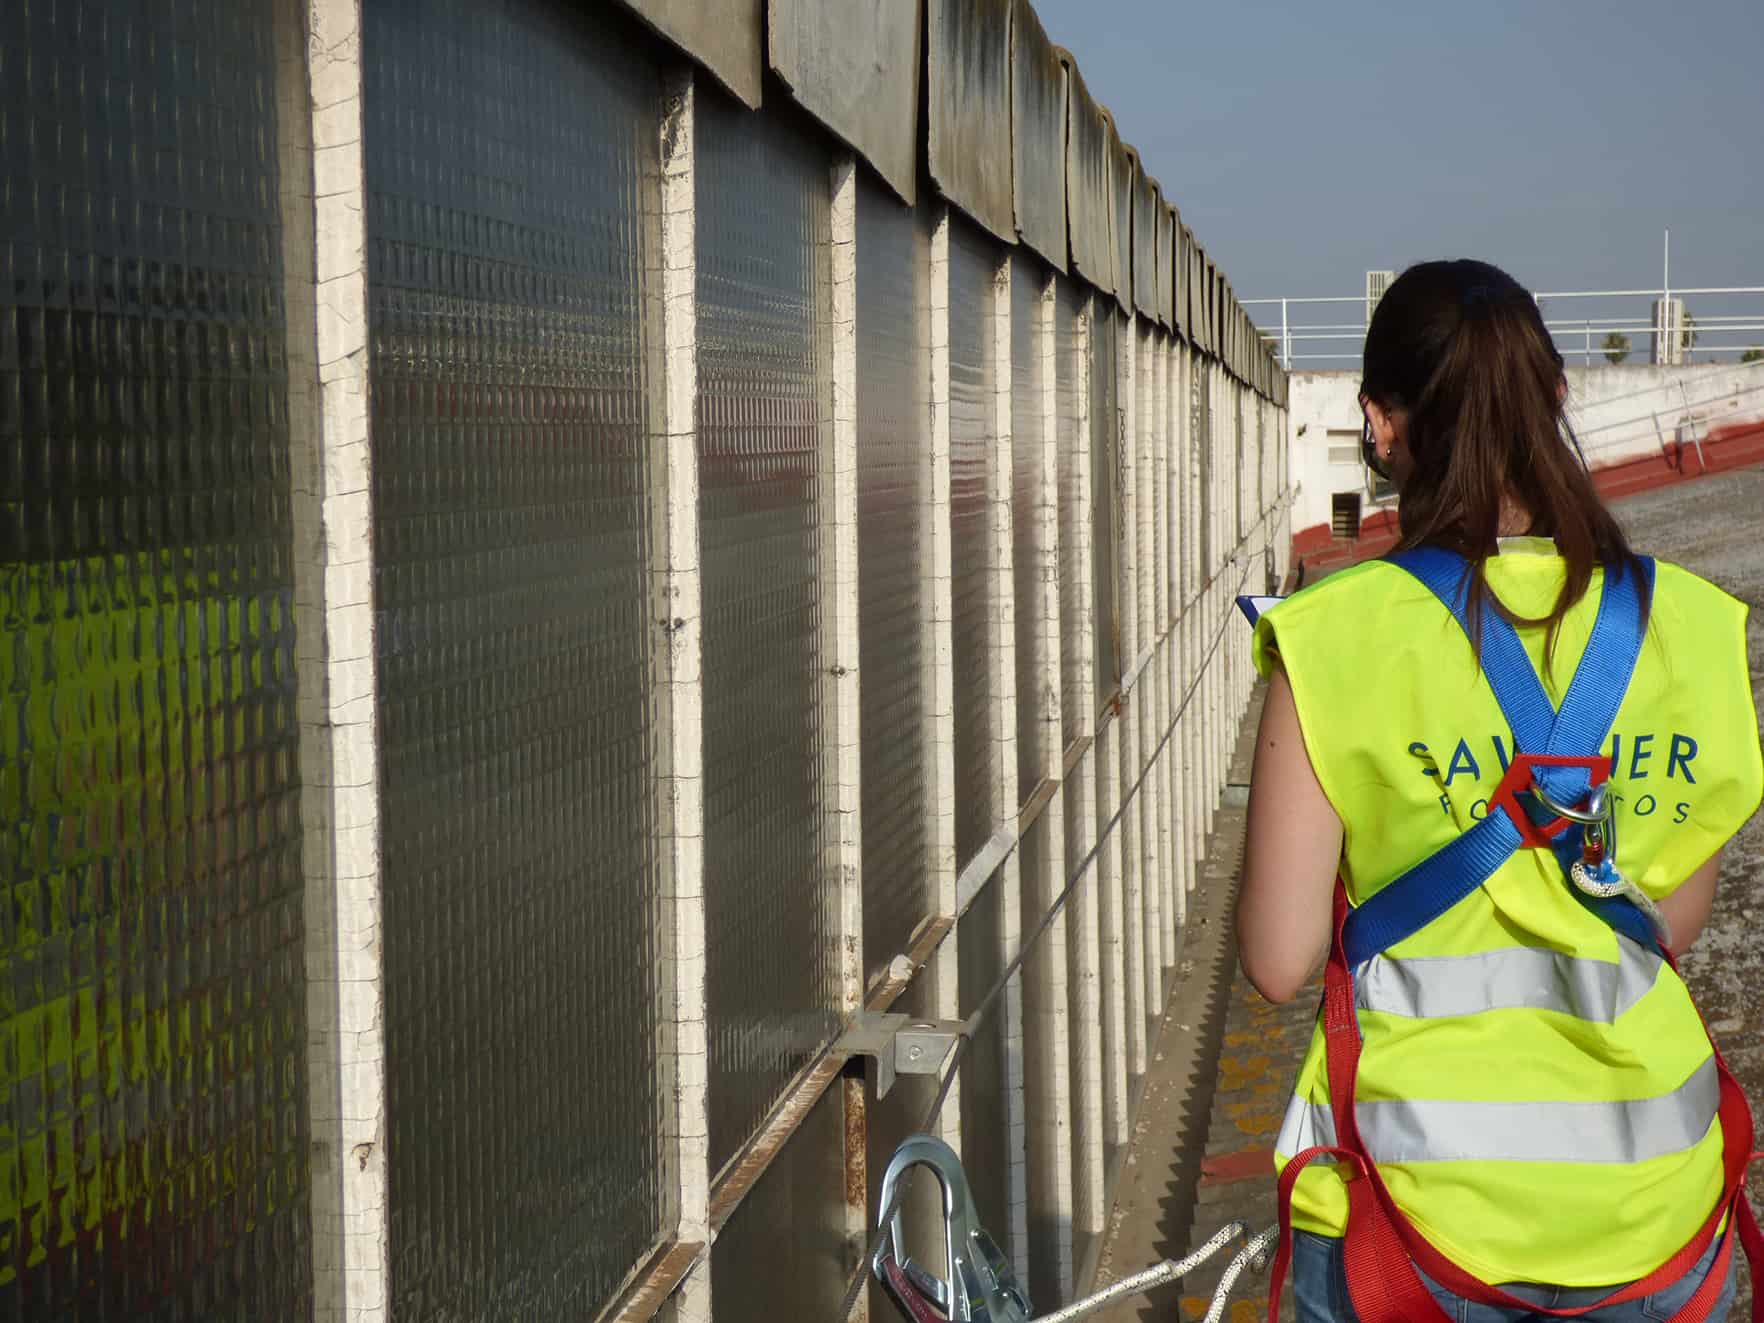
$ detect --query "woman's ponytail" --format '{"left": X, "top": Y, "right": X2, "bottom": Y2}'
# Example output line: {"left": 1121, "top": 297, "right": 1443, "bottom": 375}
{"left": 1364, "top": 260, "right": 1646, "bottom": 669}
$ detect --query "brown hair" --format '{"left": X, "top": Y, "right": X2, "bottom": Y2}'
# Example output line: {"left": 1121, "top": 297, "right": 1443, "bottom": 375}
{"left": 1362, "top": 259, "right": 1647, "bottom": 665}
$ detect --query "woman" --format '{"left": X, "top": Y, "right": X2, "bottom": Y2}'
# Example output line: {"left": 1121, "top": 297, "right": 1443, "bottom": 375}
{"left": 1238, "top": 259, "right": 1763, "bottom": 1322}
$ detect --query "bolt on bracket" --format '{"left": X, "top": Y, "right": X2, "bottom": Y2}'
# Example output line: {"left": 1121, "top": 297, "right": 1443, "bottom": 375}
{"left": 836, "top": 1013, "right": 964, "bottom": 1099}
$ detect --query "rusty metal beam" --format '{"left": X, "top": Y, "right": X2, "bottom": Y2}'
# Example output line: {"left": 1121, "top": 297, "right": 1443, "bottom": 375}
{"left": 598, "top": 1241, "right": 707, "bottom": 1323}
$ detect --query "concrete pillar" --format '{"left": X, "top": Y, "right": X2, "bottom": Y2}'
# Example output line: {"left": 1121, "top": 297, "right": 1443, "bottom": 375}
{"left": 1086, "top": 298, "right": 1128, "bottom": 1152}
{"left": 1153, "top": 335, "right": 1180, "bottom": 958}
{"left": 1199, "top": 354, "right": 1214, "bottom": 851}
{"left": 984, "top": 252, "right": 1030, "bottom": 1285}
{"left": 1063, "top": 291, "right": 1108, "bottom": 1246}
{"left": 1133, "top": 324, "right": 1162, "bottom": 1018}
{"left": 1199, "top": 349, "right": 1214, "bottom": 860}
{"left": 1209, "top": 361, "right": 1225, "bottom": 835}
{"left": 1166, "top": 340, "right": 1185, "bottom": 913}
{"left": 1181, "top": 343, "right": 1201, "bottom": 899}
{"left": 824, "top": 153, "right": 869, "bottom": 1285}
{"left": 286, "top": 2, "right": 388, "bottom": 1319}
{"left": 1217, "top": 366, "right": 1228, "bottom": 804}
{"left": 1242, "top": 385, "right": 1252, "bottom": 701}
{"left": 1020, "top": 269, "right": 1075, "bottom": 1301}
{"left": 1217, "top": 367, "right": 1229, "bottom": 801}
{"left": 1096, "top": 713, "right": 1128, "bottom": 1146}
{"left": 925, "top": 208, "right": 963, "bottom": 1142}
{"left": 1113, "top": 312, "right": 1146, "bottom": 1082}
{"left": 1226, "top": 375, "right": 1236, "bottom": 718}
{"left": 649, "top": 68, "right": 713, "bottom": 1323}
{"left": 1202, "top": 358, "right": 1217, "bottom": 849}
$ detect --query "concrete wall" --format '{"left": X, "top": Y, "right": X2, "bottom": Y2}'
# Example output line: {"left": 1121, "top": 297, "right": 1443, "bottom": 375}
{"left": 1566, "top": 361, "right": 1764, "bottom": 466}
{"left": 1288, "top": 361, "right": 1764, "bottom": 542}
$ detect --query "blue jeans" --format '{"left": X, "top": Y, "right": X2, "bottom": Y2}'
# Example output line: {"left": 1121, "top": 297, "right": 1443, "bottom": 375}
{"left": 1291, "top": 1229, "right": 1734, "bottom": 1322}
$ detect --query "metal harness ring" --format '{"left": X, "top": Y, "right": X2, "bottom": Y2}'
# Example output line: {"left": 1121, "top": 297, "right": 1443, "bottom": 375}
{"left": 1529, "top": 780, "right": 1611, "bottom": 827}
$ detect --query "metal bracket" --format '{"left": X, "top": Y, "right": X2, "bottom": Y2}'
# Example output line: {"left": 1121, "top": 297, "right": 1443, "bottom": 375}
{"left": 837, "top": 1013, "right": 964, "bottom": 1099}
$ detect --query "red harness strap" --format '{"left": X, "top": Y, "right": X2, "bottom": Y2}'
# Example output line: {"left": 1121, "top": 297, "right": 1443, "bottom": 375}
{"left": 1266, "top": 886, "right": 1764, "bottom": 1323}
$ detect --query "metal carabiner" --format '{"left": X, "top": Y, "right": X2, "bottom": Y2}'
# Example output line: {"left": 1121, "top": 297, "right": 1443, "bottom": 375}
{"left": 1532, "top": 780, "right": 1617, "bottom": 866}
{"left": 873, "top": 1135, "right": 1031, "bottom": 1323}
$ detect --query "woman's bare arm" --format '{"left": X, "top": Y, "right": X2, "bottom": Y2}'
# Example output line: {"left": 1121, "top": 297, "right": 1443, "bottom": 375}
{"left": 1236, "top": 667, "right": 1345, "bottom": 1003}
{"left": 1657, "top": 852, "right": 1720, "bottom": 954}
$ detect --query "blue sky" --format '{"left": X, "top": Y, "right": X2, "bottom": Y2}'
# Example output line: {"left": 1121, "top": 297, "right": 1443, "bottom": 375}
{"left": 1032, "top": 0, "right": 1764, "bottom": 306}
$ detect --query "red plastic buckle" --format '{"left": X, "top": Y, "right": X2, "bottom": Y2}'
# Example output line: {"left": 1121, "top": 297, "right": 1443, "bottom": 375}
{"left": 1486, "top": 753, "right": 1612, "bottom": 848}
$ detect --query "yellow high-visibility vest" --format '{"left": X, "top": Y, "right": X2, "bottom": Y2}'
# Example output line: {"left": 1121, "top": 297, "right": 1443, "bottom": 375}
{"left": 1253, "top": 539, "right": 1762, "bottom": 1287}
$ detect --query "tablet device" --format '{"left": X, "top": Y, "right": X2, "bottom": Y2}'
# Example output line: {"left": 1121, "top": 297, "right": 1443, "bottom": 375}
{"left": 1235, "top": 595, "right": 1284, "bottom": 626}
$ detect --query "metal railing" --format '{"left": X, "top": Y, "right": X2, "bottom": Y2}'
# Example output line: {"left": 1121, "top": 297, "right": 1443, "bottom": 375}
{"left": 1247, "top": 286, "right": 1764, "bottom": 368}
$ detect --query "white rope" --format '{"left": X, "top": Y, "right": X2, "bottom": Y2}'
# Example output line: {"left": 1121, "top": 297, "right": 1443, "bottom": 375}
{"left": 1569, "top": 860, "right": 1672, "bottom": 950}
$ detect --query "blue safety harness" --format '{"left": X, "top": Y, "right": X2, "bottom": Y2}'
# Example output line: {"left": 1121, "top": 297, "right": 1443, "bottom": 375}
{"left": 1339, "top": 545, "right": 1659, "bottom": 967}
{"left": 1265, "top": 545, "right": 1764, "bottom": 1323}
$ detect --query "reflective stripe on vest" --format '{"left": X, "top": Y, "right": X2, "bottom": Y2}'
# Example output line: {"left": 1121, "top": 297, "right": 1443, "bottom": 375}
{"left": 1356, "top": 940, "right": 1663, "bottom": 1022}
{"left": 1276, "top": 1055, "right": 1720, "bottom": 1166}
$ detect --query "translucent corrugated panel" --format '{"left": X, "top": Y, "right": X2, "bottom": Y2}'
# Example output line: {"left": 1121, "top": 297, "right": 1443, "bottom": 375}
{"left": 1012, "top": 259, "right": 1047, "bottom": 799}
{"left": 0, "top": 2, "right": 310, "bottom": 1316}
{"left": 363, "top": 2, "right": 664, "bottom": 1314}
{"left": 958, "top": 873, "right": 1012, "bottom": 1263}
{"left": 855, "top": 179, "right": 930, "bottom": 978}
{"left": 1091, "top": 312, "right": 1121, "bottom": 702}
{"left": 696, "top": 88, "right": 835, "bottom": 1173}
{"left": 713, "top": 1086, "right": 848, "bottom": 1323}
{"left": 1055, "top": 279, "right": 1086, "bottom": 748}
{"left": 949, "top": 216, "right": 997, "bottom": 870}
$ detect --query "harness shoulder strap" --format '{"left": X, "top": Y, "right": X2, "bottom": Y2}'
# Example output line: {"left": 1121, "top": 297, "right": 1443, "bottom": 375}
{"left": 1390, "top": 545, "right": 1652, "bottom": 765}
